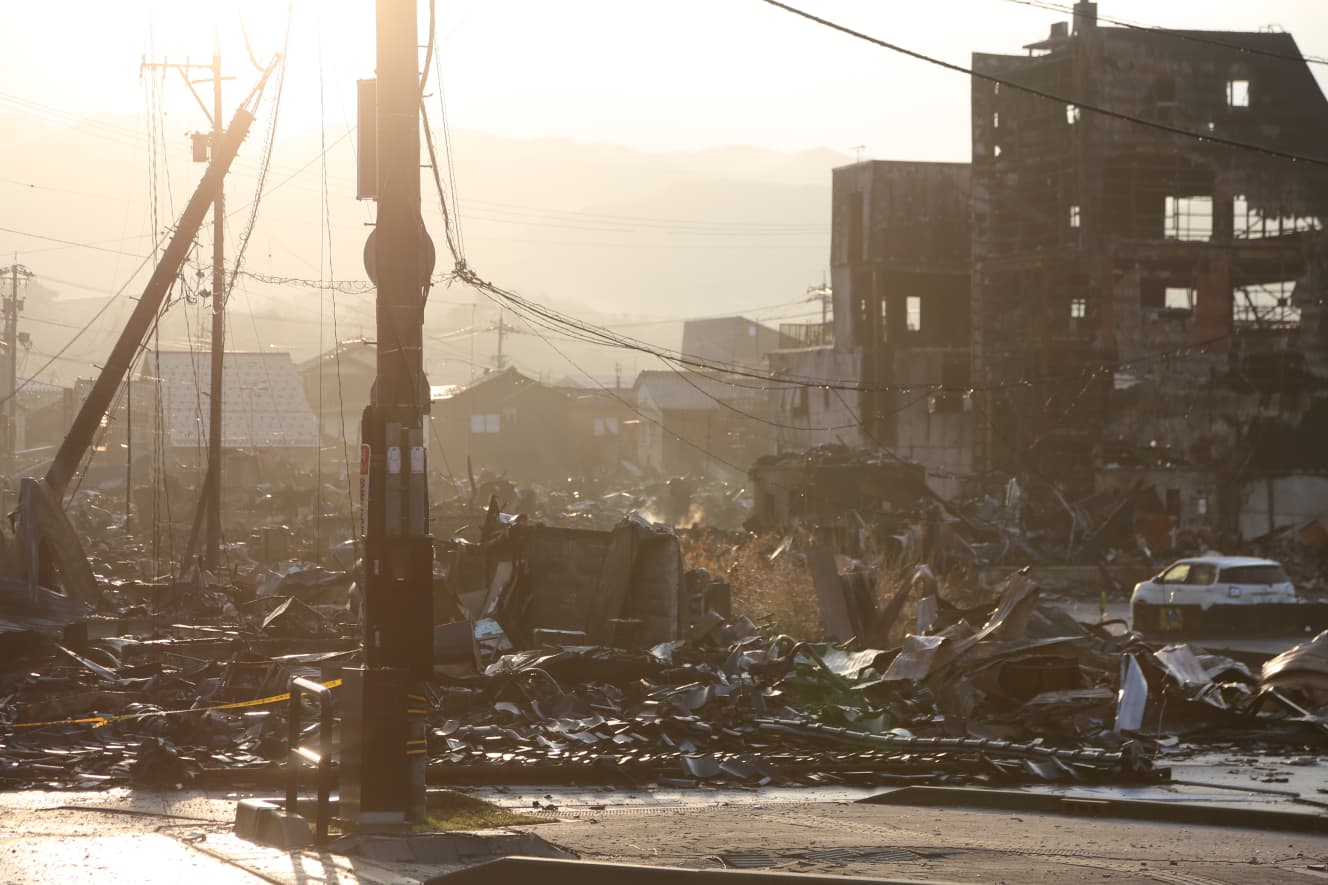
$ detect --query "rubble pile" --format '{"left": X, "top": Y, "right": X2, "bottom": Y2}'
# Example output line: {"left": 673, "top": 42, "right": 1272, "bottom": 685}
{"left": 432, "top": 473, "right": 753, "bottom": 537}
{"left": 426, "top": 572, "right": 1325, "bottom": 788}
{"left": 6, "top": 552, "right": 1321, "bottom": 792}
{"left": 0, "top": 560, "right": 361, "bottom": 790}
{"left": 2, "top": 480, "right": 1325, "bottom": 796}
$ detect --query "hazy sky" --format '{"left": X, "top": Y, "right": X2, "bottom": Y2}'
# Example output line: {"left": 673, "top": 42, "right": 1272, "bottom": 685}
{"left": 3, "top": 0, "right": 1326, "bottom": 157}
{"left": 2, "top": 0, "right": 1327, "bottom": 384}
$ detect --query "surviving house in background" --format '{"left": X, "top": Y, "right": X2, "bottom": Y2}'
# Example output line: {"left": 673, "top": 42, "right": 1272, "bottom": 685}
{"left": 430, "top": 368, "right": 581, "bottom": 482}
{"left": 970, "top": 1, "right": 1328, "bottom": 541}
{"left": 634, "top": 370, "right": 770, "bottom": 479}
{"left": 297, "top": 337, "right": 376, "bottom": 445}
{"left": 680, "top": 316, "right": 796, "bottom": 371}
{"left": 550, "top": 377, "right": 639, "bottom": 476}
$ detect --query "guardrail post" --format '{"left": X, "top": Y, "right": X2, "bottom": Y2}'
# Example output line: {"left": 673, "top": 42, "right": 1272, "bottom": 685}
{"left": 286, "top": 679, "right": 301, "bottom": 813}
{"left": 288, "top": 676, "right": 335, "bottom": 845}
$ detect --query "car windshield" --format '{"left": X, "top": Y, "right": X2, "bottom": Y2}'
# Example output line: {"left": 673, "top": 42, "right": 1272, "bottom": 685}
{"left": 1219, "top": 564, "right": 1288, "bottom": 585}
{"left": 1185, "top": 563, "right": 1217, "bottom": 584}
{"left": 1158, "top": 563, "right": 1217, "bottom": 584}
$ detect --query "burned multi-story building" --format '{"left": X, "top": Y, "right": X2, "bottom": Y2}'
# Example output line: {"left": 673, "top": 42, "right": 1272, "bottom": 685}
{"left": 973, "top": 2, "right": 1328, "bottom": 538}
{"left": 772, "top": 1, "right": 1328, "bottom": 539}
{"left": 771, "top": 162, "right": 976, "bottom": 500}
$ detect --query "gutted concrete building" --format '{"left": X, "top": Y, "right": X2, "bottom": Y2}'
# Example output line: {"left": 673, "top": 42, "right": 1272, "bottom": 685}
{"left": 771, "top": 1, "right": 1328, "bottom": 538}
{"left": 769, "top": 160, "right": 975, "bottom": 499}
{"left": 970, "top": 1, "right": 1328, "bottom": 538}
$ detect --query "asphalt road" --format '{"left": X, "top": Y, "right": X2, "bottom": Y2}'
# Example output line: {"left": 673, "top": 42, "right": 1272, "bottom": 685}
{"left": 1, "top": 778, "right": 1324, "bottom": 885}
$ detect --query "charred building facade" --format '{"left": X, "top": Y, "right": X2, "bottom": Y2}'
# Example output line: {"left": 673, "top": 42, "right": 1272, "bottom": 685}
{"left": 774, "top": 3, "right": 1328, "bottom": 538}
{"left": 971, "top": 2, "right": 1328, "bottom": 539}
{"left": 770, "top": 161, "right": 975, "bottom": 499}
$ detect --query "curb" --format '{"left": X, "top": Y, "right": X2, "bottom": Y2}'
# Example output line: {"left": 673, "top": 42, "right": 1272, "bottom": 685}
{"left": 235, "top": 797, "right": 314, "bottom": 850}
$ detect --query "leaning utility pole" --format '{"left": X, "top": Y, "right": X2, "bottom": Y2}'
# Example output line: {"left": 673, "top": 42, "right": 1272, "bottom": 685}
{"left": 340, "top": 0, "right": 434, "bottom": 826}
{"left": 141, "top": 45, "right": 234, "bottom": 570}
{"left": 2, "top": 262, "right": 31, "bottom": 513}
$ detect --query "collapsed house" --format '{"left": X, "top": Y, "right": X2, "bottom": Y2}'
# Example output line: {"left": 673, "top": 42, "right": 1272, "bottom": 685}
{"left": 771, "top": 2, "right": 1328, "bottom": 549}
{"left": 746, "top": 445, "right": 930, "bottom": 537}
{"left": 441, "top": 512, "right": 729, "bottom": 651}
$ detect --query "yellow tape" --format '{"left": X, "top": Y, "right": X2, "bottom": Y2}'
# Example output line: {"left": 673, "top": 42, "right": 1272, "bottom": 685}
{"left": 8, "top": 678, "right": 344, "bottom": 730}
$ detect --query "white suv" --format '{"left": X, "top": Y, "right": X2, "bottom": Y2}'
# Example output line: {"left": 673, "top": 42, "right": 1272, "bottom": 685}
{"left": 1130, "top": 555, "right": 1296, "bottom": 639}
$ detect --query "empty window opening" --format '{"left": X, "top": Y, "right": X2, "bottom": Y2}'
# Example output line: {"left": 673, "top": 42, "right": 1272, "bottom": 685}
{"left": 1164, "top": 287, "right": 1195, "bottom": 312}
{"left": 880, "top": 299, "right": 889, "bottom": 343}
{"left": 1235, "top": 281, "right": 1300, "bottom": 327}
{"left": 993, "top": 144, "right": 1002, "bottom": 157}
{"left": 789, "top": 386, "right": 809, "bottom": 418}
{"left": 1066, "top": 104, "right": 1080, "bottom": 125}
{"left": 470, "top": 413, "right": 500, "bottom": 433}
{"left": 1165, "top": 195, "right": 1213, "bottom": 241}
{"left": 906, "top": 296, "right": 922, "bottom": 331}
{"left": 1069, "top": 204, "right": 1081, "bottom": 228}
{"left": 993, "top": 112, "right": 1000, "bottom": 128}
{"left": 1227, "top": 79, "right": 1250, "bottom": 108}
{"left": 851, "top": 275, "right": 872, "bottom": 347}
{"left": 1233, "top": 196, "right": 1321, "bottom": 239}
{"left": 847, "top": 191, "right": 865, "bottom": 260}
{"left": 1234, "top": 195, "right": 1253, "bottom": 238}
{"left": 1070, "top": 298, "right": 1087, "bottom": 319}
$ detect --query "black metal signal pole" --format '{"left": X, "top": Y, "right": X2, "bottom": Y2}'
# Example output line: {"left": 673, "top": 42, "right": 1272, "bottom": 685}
{"left": 340, "top": 0, "right": 434, "bottom": 825}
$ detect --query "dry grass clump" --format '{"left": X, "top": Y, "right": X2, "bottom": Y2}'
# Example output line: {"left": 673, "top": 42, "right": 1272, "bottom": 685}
{"left": 679, "top": 529, "right": 823, "bottom": 639}
{"left": 419, "top": 790, "right": 545, "bottom": 831}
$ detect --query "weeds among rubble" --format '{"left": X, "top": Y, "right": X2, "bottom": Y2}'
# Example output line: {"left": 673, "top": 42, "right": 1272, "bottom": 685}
{"left": 679, "top": 530, "right": 820, "bottom": 639}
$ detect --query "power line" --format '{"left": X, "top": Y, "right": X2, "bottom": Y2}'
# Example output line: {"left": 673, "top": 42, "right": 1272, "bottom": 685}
{"left": 0, "top": 225, "right": 150, "bottom": 259}
{"left": 0, "top": 247, "right": 161, "bottom": 407}
{"left": 754, "top": 0, "right": 1328, "bottom": 168}
{"left": 460, "top": 256, "right": 1238, "bottom": 396}
{"left": 991, "top": 0, "right": 1328, "bottom": 68}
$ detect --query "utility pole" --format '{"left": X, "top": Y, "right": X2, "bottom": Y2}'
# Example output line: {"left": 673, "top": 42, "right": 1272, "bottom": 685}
{"left": 141, "top": 44, "right": 234, "bottom": 570}
{"left": 807, "top": 275, "right": 832, "bottom": 326}
{"left": 495, "top": 311, "right": 508, "bottom": 369}
{"left": 341, "top": 0, "right": 434, "bottom": 826}
{"left": 3, "top": 262, "right": 31, "bottom": 513}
